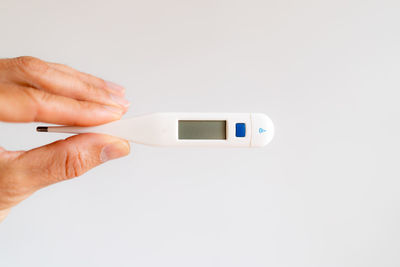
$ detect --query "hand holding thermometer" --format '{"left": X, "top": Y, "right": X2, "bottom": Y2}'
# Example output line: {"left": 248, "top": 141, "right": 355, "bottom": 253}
{"left": 36, "top": 113, "right": 274, "bottom": 147}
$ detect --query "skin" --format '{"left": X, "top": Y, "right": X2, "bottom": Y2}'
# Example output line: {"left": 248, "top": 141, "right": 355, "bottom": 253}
{"left": 0, "top": 56, "right": 131, "bottom": 222}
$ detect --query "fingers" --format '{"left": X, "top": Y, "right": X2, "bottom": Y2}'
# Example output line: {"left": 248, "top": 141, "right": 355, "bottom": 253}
{"left": 13, "top": 133, "right": 130, "bottom": 190}
{"left": 0, "top": 57, "right": 132, "bottom": 220}
{"left": 47, "top": 62, "right": 125, "bottom": 96}
{"left": 0, "top": 84, "right": 124, "bottom": 125}
{"left": 0, "top": 134, "right": 129, "bottom": 217}
{"left": 4, "top": 57, "right": 130, "bottom": 112}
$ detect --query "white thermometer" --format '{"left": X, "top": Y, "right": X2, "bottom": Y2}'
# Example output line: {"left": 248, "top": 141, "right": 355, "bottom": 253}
{"left": 37, "top": 113, "right": 274, "bottom": 147}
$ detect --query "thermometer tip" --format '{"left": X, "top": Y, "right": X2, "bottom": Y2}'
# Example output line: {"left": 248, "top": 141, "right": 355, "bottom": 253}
{"left": 36, "top": 126, "right": 48, "bottom": 132}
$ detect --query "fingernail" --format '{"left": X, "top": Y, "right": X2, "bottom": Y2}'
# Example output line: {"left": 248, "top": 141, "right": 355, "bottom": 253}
{"left": 110, "top": 93, "right": 130, "bottom": 109}
{"left": 106, "top": 81, "right": 125, "bottom": 96}
{"left": 100, "top": 141, "right": 130, "bottom": 162}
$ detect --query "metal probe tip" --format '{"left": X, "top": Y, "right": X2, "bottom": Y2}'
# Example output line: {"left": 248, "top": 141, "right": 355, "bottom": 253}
{"left": 36, "top": 126, "right": 48, "bottom": 132}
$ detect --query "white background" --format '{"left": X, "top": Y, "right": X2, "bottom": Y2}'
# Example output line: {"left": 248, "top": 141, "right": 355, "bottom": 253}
{"left": 1, "top": 0, "right": 400, "bottom": 266}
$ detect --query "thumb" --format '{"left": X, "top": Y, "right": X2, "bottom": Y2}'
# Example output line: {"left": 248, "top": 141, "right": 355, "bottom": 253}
{"left": 14, "top": 133, "right": 130, "bottom": 189}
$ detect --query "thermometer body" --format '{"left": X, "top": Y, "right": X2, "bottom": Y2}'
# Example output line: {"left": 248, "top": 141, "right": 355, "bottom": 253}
{"left": 37, "top": 113, "right": 274, "bottom": 147}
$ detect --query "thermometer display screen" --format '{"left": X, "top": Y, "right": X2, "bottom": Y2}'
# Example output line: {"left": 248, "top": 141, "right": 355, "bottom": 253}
{"left": 178, "top": 120, "right": 226, "bottom": 140}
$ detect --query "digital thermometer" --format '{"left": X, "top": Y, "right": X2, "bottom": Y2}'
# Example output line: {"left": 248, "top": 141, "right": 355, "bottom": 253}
{"left": 37, "top": 113, "right": 274, "bottom": 147}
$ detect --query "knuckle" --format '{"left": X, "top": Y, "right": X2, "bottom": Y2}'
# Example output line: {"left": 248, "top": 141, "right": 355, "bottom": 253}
{"left": 21, "top": 88, "right": 48, "bottom": 121}
{"left": 83, "top": 81, "right": 99, "bottom": 95}
{"left": 75, "top": 98, "right": 92, "bottom": 111}
{"left": 62, "top": 145, "right": 88, "bottom": 179}
{"left": 15, "top": 56, "right": 50, "bottom": 75}
{"left": 36, "top": 88, "right": 53, "bottom": 103}
{"left": 96, "top": 78, "right": 107, "bottom": 90}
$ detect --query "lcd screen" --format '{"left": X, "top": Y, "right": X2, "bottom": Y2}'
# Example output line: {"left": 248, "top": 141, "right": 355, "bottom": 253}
{"left": 178, "top": 120, "right": 226, "bottom": 140}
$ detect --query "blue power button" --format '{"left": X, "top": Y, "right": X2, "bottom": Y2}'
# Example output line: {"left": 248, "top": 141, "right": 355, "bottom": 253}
{"left": 235, "top": 123, "right": 246, "bottom": 137}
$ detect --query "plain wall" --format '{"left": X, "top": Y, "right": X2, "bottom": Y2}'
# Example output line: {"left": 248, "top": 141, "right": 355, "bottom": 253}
{"left": 1, "top": 0, "right": 399, "bottom": 266}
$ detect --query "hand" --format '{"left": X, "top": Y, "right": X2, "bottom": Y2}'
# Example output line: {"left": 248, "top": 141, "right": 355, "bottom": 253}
{"left": 0, "top": 56, "right": 131, "bottom": 222}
